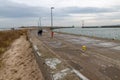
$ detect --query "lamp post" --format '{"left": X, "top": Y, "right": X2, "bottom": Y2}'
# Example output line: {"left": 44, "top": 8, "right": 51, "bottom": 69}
{"left": 39, "top": 17, "right": 41, "bottom": 27}
{"left": 51, "top": 7, "right": 54, "bottom": 28}
{"left": 38, "top": 17, "right": 41, "bottom": 27}
{"left": 51, "top": 7, "right": 54, "bottom": 38}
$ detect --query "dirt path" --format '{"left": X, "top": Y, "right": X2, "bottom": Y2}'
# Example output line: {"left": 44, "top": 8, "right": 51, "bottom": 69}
{"left": 0, "top": 36, "right": 43, "bottom": 80}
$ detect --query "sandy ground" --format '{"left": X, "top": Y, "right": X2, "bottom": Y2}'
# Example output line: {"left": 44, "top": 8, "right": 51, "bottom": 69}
{"left": 0, "top": 36, "right": 43, "bottom": 80}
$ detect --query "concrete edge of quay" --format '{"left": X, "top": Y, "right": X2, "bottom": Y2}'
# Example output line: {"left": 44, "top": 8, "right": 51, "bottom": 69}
{"left": 27, "top": 30, "right": 89, "bottom": 80}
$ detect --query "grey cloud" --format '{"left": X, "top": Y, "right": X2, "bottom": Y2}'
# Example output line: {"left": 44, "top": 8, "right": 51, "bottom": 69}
{"left": 96, "top": 13, "right": 120, "bottom": 20}
{"left": 53, "top": 6, "right": 120, "bottom": 18}
{"left": 0, "top": 0, "right": 49, "bottom": 18}
{"left": 62, "top": 7, "right": 119, "bottom": 14}
{"left": 0, "top": 0, "right": 120, "bottom": 18}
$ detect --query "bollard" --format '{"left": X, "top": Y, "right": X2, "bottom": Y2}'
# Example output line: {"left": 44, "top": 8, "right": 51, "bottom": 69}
{"left": 51, "top": 31, "right": 54, "bottom": 38}
{"left": 82, "top": 45, "right": 87, "bottom": 51}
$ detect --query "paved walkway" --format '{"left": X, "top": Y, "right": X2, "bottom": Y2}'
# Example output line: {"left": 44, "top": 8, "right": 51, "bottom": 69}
{"left": 29, "top": 29, "right": 120, "bottom": 80}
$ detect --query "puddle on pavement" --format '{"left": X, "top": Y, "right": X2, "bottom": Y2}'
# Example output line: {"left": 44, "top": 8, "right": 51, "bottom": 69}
{"left": 77, "top": 37, "right": 100, "bottom": 42}
{"left": 46, "top": 41, "right": 63, "bottom": 48}
{"left": 57, "top": 34, "right": 73, "bottom": 39}
{"left": 57, "top": 34, "right": 103, "bottom": 45}
{"left": 95, "top": 42, "right": 117, "bottom": 47}
{"left": 67, "top": 39, "right": 81, "bottom": 44}
{"left": 112, "top": 46, "right": 120, "bottom": 50}
{"left": 57, "top": 48, "right": 82, "bottom": 56}
{"left": 66, "top": 36, "right": 101, "bottom": 45}
{"left": 100, "top": 66, "right": 120, "bottom": 80}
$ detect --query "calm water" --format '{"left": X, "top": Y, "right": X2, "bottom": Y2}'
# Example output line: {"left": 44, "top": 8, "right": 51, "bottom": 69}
{"left": 54, "top": 27, "right": 120, "bottom": 40}
{"left": 0, "top": 28, "right": 20, "bottom": 31}
{"left": 0, "top": 28, "right": 11, "bottom": 31}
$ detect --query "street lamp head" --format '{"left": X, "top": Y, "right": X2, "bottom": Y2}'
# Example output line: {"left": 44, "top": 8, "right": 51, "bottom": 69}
{"left": 51, "top": 7, "right": 54, "bottom": 9}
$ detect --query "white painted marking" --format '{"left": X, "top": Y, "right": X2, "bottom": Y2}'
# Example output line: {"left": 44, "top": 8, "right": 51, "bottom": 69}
{"left": 72, "top": 69, "right": 89, "bottom": 80}
{"left": 37, "top": 51, "right": 41, "bottom": 56}
{"left": 45, "top": 58, "right": 61, "bottom": 69}
{"left": 53, "top": 68, "right": 71, "bottom": 80}
{"left": 33, "top": 45, "right": 38, "bottom": 51}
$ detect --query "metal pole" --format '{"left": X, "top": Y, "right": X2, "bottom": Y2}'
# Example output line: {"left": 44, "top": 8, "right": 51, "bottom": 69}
{"left": 51, "top": 7, "right": 54, "bottom": 28}
{"left": 39, "top": 17, "right": 41, "bottom": 27}
{"left": 38, "top": 20, "right": 39, "bottom": 28}
{"left": 50, "top": 7, "right": 54, "bottom": 38}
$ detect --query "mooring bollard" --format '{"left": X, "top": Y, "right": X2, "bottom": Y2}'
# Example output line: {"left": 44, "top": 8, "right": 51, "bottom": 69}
{"left": 82, "top": 45, "right": 87, "bottom": 51}
{"left": 51, "top": 31, "right": 54, "bottom": 38}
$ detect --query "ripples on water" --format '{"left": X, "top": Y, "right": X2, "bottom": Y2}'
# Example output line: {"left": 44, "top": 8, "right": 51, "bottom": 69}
{"left": 54, "top": 28, "right": 120, "bottom": 40}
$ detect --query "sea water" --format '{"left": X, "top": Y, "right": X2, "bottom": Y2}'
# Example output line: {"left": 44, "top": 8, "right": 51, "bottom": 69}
{"left": 0, "top": 28, "right": 11, "bottom": 31}
{"left": 54, "top": 27, "right": 120, "bottom": 40}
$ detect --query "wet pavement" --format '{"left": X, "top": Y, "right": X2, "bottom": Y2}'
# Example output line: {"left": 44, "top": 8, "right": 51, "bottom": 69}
{"left": 29, "top": 29, "right": 120, "bottom": 80}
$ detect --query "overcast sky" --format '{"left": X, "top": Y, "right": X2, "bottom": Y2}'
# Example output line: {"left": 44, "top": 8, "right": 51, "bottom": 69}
{"left": 0, "top": 0, "right": 120, "bottom": 28}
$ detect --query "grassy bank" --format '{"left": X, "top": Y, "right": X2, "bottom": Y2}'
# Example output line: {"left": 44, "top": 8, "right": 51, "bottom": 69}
{"left": 0, "top": 29, "right": 27, "bottom": 55}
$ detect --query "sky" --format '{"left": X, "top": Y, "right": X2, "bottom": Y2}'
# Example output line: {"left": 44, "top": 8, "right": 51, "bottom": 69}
{"left": 0, "top": 0, "right": 120, "bottom": 28}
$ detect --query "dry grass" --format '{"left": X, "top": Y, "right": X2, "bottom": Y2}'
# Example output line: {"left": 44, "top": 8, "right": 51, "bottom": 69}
{"left": 0, "top": 29, "right": 27, "bottom": 55}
